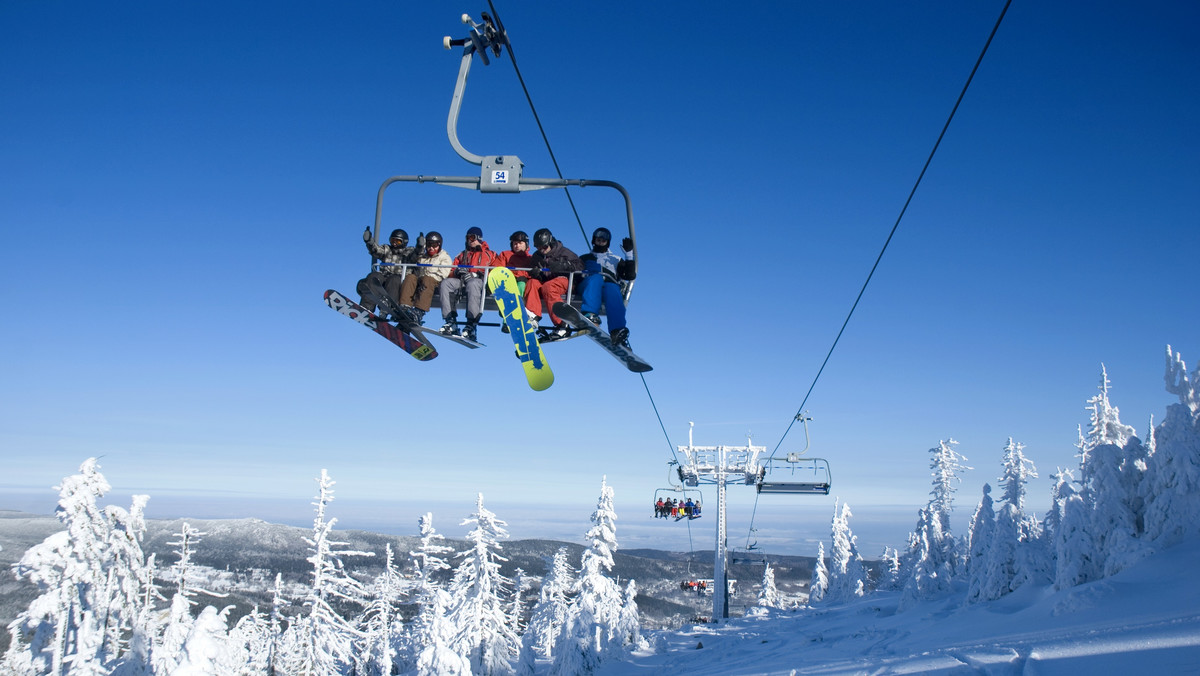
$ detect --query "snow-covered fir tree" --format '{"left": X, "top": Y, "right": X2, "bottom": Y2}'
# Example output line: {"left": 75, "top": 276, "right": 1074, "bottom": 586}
{"left": 824, "top": 500, "right": 866, "bottom": 603}
{"left": 3, "top": 459, "right": 152, "bottom": 675}
{"left": 1080, "top": 368, "right": 1154, "bottom": 576}
{"left": 509, "top": 567, "right": 529, "bottom": 641}
{"left": 551, "top": 476, "right": 637, "bottom": 675}
{"left": 876, "top": 547, "right": 903, "bottom": 592}
{"left": 964, "top": 483, "right": 996, "bottom": 604}
{"left": 226, "top": 605, "right": 274, "bottom": 676}
{"left": 172, "top": 605, "right": 235, "bottom": 675}
{"left": 757, "top": 563, "right": 780, "bottom": 608}
{"left": 355, "top": 543, "right": 407, "bottom": 676}
{"left": 278, "top": 470, "right": 373, "bottom": 676}
{"left": 1144, "top": 346, "right": 1200, "bottom": 545}
{"left": 414, "top": 588, "right": 470, "bottom": 676}
{"left": 444, "top": 493, "right": 519, "bottom": 676}
{"left": 899, "top": 439, "right": 968, "bottom": 609}
{"left": 808, "top": 541, "right": 828, "bottom": 604}
{"left": 521, "top": 546, "right": 575, "bottom": 662}
{"left": 401, "top": 511, "right": 455, "bottom": 671}
{"left": 978, "top": 439, "right": 1046, "bottom": 600}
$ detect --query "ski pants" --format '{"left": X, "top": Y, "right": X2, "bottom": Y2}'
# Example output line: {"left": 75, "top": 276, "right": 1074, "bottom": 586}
{"left": 524, "top": 276, "right": 570, "bottom": 325}
{"left": 439, "top": 275, "right": 486, "bottom": 322}
{"left": 356, "top": 271, "right": 404, "bottom": 312}
{"left": 397, "top": 274, "right": 440, "bottom": 311}
{"left": 580, "top": 276, "right": 626, "bottom": 331}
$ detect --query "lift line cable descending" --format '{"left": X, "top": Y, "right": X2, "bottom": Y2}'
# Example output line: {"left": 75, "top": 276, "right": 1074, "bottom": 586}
{"left": 482, "top": 2, "right": 680, "bottom": 465}
{"left": 769, "top": 0, "right": 1015, "bottom": 458}
{"left": 486, "top": 0, "right": 589, "bottom": 244}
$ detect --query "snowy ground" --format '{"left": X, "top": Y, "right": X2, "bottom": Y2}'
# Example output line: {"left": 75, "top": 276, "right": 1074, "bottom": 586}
{"left": 599, "top": 539, "right": 1200, "bottom": 675}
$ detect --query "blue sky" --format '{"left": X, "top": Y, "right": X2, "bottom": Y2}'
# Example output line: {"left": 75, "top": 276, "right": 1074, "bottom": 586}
{"left": 2, "top": 1, "right": 1197, "bottom": 556}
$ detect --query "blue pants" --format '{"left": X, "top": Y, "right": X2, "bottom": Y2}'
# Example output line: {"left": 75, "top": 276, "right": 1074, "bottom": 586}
{"left": 581, "top": 276, "right": 626, "bottom": 332}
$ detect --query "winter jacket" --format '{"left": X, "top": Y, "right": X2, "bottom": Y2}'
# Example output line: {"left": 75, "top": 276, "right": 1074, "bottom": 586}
{"left": 414, "top": 247, "right": 454, "bottom": 283}
{"left": 496, "top": 249, "right": 535, "bottom": 279}
{"left": 450, "top": 241, "right": 499, "bottom": 278}
{"left": 580, "top": 247, "right": 635, "bottom": 285}
{"left": 530, "top": 241, "right": 582, "bottom": 281}
{"left": 366, "top": 241, "right": 417, "bottom": 275}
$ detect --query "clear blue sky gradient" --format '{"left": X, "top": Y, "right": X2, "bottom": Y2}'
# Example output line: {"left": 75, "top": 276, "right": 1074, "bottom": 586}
{"left": 3, "top": 2, "right": 1197, "bottom": 555}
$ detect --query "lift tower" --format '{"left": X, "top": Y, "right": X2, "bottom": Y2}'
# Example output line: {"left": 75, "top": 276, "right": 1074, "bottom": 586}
{"left": 675, "top": 423, "right": 766, "bottom": 620}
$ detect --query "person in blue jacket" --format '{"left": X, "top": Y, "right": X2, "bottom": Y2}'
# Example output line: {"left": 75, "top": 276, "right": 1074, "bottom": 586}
{"left": 578, "top": 227, "right": 636, "bottom": 346}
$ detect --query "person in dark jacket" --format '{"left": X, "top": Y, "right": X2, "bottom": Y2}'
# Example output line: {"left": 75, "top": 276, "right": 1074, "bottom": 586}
{"left": 578, "top": 226, "right": 636, "bottom": 346}
{"left": 356, "top": 228, "right": 417, "bottom": 317}
{"left": 524, "top": 228, "right": 582, "bottom": 339}
{"left": 439, "top": 226, "right": 498, "bottom": 341}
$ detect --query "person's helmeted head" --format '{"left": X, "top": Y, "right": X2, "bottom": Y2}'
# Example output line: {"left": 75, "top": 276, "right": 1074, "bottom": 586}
{"left": 466, "top": 226, "right": 483, "bottom": 249}
{"left": 533, "top": 228, "right": 554, "bottom": 252}
{"left": 591, "top": 227, "right": 611, "bottom": 253}
{"left": 424, "top": 231, "right": 443, "bottom": 255}
{"left": 388, "top": 229, "right": 409, "bottom": 248}
{"left": 510, "top": 230, "right": 529, "bottom": 252}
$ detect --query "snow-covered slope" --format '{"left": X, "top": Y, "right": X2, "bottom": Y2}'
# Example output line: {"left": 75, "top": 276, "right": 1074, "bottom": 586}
{"left": 604, "top": 538, "right": 1200, "bottom": 674}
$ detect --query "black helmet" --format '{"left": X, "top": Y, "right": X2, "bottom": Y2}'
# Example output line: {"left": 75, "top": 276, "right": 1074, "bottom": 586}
{"left": 425, "top": 231, "right": 443, "bottom": 249}
{"left": 510, "top": 230, "right": 529, "bottom": 243}
{"left": 592, "top": 227, "right": 611, "bottom": 243}
{"left": 388, "top": 229, "right": 409, "bottom": 247}
{"left": 533, "top": 228, "right": 554, "bottom": 250}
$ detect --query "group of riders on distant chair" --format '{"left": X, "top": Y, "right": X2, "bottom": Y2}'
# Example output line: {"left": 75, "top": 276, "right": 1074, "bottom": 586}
{"left": 357, "top": 225, "right": 636, "bottom": 345}
{"left": 655, "top": 496, "right": 701, "bottom": 520}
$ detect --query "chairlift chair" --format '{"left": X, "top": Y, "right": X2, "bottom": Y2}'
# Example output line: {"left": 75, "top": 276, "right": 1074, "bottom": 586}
{"left": 365, "top": 11, "right": 639, "bottom": 322}
{"left": 755, "top": 412, "right": 833, "bottom": 495}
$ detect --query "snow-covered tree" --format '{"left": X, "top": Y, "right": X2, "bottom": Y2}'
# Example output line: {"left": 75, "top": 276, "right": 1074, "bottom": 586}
{"left": 1079, "top": 369, "right": 1154, "bottom": 576}
{"left": 1144, "top": 346, "right": 1200, "bottom": 545}
{"left": 3, "top": 459, "right": 152, "bottom": 675}
{"left": 278, "top": 469, "right": 373, "bottom": 676}
{"left": 964, "top": 483, "right": 995, "bottom": 603}
{"left": 521, "top": 546, "right": 575, "bottom": 662}
{"left": 401, "top": 512, "right": 455, "bottom": 671}
{"left": 977, "top": 439, "right": 1047, "bottom": 600}
{"left": 226, "top": 605, "right": 274, "bottom": 676}
{"left": 509, "top": 567, "right": 530, "bottom": 641}
{"left": 898, "top": 439, "right": 968, "bottom": 608}
{"left": 899, "top": 506, "right": 953, "bottom": 610}
{"left": 414, "top": 590, "right": 470, "bottom": 676}
{"left": 876, "top": 547, "right": 903, "bottom": 592}
{"left": 757, "top": 563, "right": 779, "bottom": 608}
{"left": 551, "top": 476, "right": 634, "bottom": 675}
{"left": 171, "top": 605, "right": 235, "bottom": 676}
{"left": 445, "top": 493, "right": 518, "bottom": 676}
{"left": 808, "top": 541, "right": 828, "bottom": 604}
{"left": 824, "top": 500, "right": 866, "bottom": 603}
{"left": 356, "top": 543, "right": 407, "bottom": 676}
{"left": 929, "top": 439, "right": 970, "bottom": 538}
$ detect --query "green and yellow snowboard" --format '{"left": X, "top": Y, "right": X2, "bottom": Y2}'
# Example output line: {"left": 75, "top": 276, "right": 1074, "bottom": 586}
{"left": 487, "top": 267, "right": 554, "bottom": 391}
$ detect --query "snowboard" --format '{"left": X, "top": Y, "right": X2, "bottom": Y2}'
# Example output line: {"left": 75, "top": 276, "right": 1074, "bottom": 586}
{"left": 553, "top": 302, "right": 652, "bottom": 373}
{"left": 414, "top": 324, "right": 485, "bottom": 349}
{"left": 324, "top": 290, "right": 438, "bottom": 361}
{"left": 487, "top": 267, "right": 554, "bottom": 391}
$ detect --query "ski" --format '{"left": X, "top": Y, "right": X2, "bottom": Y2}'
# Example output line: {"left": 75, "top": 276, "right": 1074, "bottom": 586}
{"left": 324, "top": 290, "right": 437, "bottom": 361}
{"left": 553, "top": 302, "right": 652, "bottom": 373}
{"left": 487, "top": 268, "right": 554, "bottom": 391}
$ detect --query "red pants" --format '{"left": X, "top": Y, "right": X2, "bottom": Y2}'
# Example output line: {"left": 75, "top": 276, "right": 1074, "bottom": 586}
{"left": 524, "top": 277, "right": 569, "bottom": 324}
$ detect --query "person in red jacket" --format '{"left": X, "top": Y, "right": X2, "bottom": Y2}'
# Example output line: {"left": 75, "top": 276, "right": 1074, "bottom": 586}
{"left": 494, "top": 230, "right": 536, "bottom": 333}
{"left": 439, "top": 226, "right": 498, "bottom": 341}
{"left": 495, "top": 230, "right": 534, "bottom": 294}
